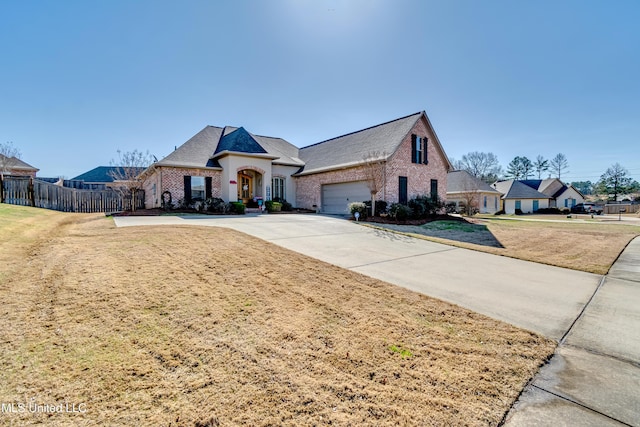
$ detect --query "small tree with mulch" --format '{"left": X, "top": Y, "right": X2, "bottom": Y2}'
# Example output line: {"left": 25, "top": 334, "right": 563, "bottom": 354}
{"left": 363, "top": 151, "right": 386, "bottom": 217}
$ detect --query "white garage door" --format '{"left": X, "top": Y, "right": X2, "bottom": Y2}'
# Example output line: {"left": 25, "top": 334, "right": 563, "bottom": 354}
{"left": 321, "top": 181, "right": 370, "bottom": 214}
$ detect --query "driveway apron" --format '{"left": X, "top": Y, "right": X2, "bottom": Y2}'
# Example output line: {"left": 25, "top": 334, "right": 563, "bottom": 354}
{"left": 504, "top": 236, "right": 640, "bottom": 426}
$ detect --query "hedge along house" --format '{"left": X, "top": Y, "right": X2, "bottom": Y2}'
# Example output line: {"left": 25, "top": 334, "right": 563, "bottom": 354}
{"left": 141, "top": 111, "right": 453, "bottom": 213}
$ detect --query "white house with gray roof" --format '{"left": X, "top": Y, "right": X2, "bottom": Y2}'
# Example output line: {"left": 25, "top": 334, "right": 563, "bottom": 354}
{"left": 141, "top": 111, "right": 453, "bottom": 214}
{"left": 491, "top": 178, "right": 584, "bottom": 214}
{"left": 492, "top": 180, "right": 551, "bottom": 214}
{"left": 446, "top": 170, "right": 502, "bottom": 214}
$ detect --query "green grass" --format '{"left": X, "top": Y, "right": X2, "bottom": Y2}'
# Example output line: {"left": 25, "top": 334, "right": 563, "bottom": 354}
{"left": 421, "top": 220, "right": 485, "bottom": 233}
{"left": 388, "top": 344, "right": 413, "bottom": 358}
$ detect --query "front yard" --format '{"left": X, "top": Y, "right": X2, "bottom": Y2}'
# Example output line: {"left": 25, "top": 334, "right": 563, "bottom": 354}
{"left": 0, "top": 205, "right": 554, "bottom": 426}
{"left": 368, "top": 216, "right": 640, "bottom": 275}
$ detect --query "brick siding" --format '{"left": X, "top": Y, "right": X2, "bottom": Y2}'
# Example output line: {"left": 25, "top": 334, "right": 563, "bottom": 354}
{"left": 143, "top": 166, "right": 222, "bottom": 208}
{"left": 295, "top": 115, "right": 449, "bottom": 209}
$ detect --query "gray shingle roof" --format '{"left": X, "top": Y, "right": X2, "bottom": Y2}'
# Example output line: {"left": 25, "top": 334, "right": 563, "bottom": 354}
{"left": 157, "top": 125, "right": 303, "bottom": 169}
{"left": 214, "top": 127, "right": 267, "bottom": 155}
{"left": 0, "top": 155, "right": 38, "bottom": 172}
{"left": 222, "top": 127, "right": 305, "bottom": 167}
{"left": 157, "top": 126, "right": 224, "bottom": 168}
{"left": 447, "top": 170, "right": 501, "bottom": 193}
{"left": 296, "top": 112, "right": 423, "bottom": 175}
{"left": 493, "top": 179, "right": 550, "bottom": 199}
{"left": 72, "top": 166, "right": 146, "bottom": 183}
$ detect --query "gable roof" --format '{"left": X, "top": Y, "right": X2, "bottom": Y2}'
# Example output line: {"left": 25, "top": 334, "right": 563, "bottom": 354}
{"left": 157, "top": 126, "right": 224, "bottom": 168}
{"left": 156, "top": 125, "right": 303, "bottom": 169}
{"left": 493, "top": 179, "right": 551, "bottom": 199}
{"left": 215, "top": 127, "right": 304, "bottom": 166}
{"left": 0, "top": 154, "right": 39, "bottom": 172}
{"left": 296, "top": 111, "right": 451, "bottom": 176}
{"left": 152, "top": 111, "right": 449, "bottom": 174}
{"left": 447, "top": 170, "right": 501, "bottom": 194}
{"left": 214, "top": 127, "right": 267, "bottom": 155}
{"left": 72, "top": 166, "right": 146, "bottom": 183}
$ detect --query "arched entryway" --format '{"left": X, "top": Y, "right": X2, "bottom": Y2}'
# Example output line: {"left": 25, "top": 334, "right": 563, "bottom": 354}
{"left": 237, "top": 168, "right": 263, "bottom": 205}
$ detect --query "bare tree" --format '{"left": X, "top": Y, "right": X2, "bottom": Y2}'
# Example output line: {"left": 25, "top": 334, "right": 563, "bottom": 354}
{"left": 457, "top": 173, "right": 480, "bottom": 216}
{"left": 457, "top": 151, "right": 503, "bottom": 183}
{"left": 108, "top": 149, "right": 154, "bottom": 211}
{"left": 0, "top": 142, "right": 22, "bottom": 203}
{"left": 0, "top": 141, "right": 21, "bottom": 177}
{"left": 549, "top": 153, "right": 569, "bottom": 180}
{"left": 533, "top": 155, "right": 549, "bottom": 179}
{"left": 362, "top": 151, "right": 386, "bottom": 217}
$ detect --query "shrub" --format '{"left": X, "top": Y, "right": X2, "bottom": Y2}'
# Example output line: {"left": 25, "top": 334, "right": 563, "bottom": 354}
{"left": 363, "top": 200, "right": 388, "bottom": 216}
{"left": 273, "top": 198, "right": 293, "bottom": 211}
{"left": 205, "top": 197, "right": 228, "bottom": 213}
{"left": 494, "top": 209, "right": 505, "bottom": 216}
{"left": 389, "top": 203, "right": 413, "bottom": 221}
{"left": 407, "top": 195, "right": 445, "bottom": 219}
{"left": 536, "top": 207, "right": 561, "bottom": 214}
{"left": 560, "top": 207, "right": 570, "bottom": 214}
{"left": 515, "top": 208, "right": 523, "bottom": 215}
{"left": 445, "top": 202, "right": 457, "bottom": 214}
{"left": 265, "top": 201, "right": 282, "bottom": 212}
{"left": 229, "top": 202, "right": 245, "bottom": 214}
{"left": 348, "top": 202, "right": 368, "bottom": 219}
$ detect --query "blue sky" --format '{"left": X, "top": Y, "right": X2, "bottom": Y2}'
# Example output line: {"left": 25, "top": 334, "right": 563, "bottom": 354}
{"left": 1, "top": 0, "right": 639, "bottom": 183}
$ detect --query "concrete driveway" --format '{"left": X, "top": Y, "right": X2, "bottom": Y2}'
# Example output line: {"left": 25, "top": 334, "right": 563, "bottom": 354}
{"left": 114, "top": 214, "right": 599, "bottom": 340}
{"left": 114, "top": 213, "right": 639, "bottom": 425}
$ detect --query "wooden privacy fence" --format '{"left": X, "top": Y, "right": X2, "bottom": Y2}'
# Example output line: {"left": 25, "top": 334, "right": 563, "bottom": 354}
{"left": 0, "top": 176, "right": 144, "bottom": 213}
{"left": 604, "top": 203, "right": 639, "bottom": 214}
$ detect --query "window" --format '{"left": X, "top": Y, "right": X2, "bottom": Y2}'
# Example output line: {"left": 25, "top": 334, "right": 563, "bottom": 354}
{"left": 191, "top": 176, "right": 205, "bottom": 201}
{"left": 411, "top": 135, "right": 429, "bottom": 164}
{"left": 430, "top": 179, "right": 438, "bottom": 201}
{"left": 399, "top": 176, "right": 408, "bottom": 204}
{"left": 483, "top": 196, "right": 487, "bottom": 208}
{"left": 272, "top": 177, "right": 286, "bottom": 200}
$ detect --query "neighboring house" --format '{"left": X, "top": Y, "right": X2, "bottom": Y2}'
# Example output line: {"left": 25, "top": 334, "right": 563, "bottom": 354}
{"left": 492, "top": 180, "right": 551, "bottom": 214}
{"left": 518, "top": 179, "right": 585, "bottom": 209}
{"left": 446, "top": 170, "right": 501, "bottom": 214}
{"left": 72, "top": 166, "right": 146, "bottom": 190}
{"left": 0, "top": 154, "right": 38, "bottom": 177}
{"left": 492, "top": 178, "right": 584, "bottom": 214}
{"left": 142, "top": 111, "right": 453, "bottom": 213}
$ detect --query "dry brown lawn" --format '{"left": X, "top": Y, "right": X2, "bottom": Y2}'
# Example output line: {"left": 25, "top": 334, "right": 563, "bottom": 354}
{"left": 371, "top": 218, "right": 640, "bottom": 275}
{"left": 0, "top": 205, "right": 555, "bottom": 426}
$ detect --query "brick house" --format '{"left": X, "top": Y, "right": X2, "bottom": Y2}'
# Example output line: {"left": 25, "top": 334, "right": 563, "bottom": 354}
{"left": 141, "top": 111, "right": 453, "bottom": 213}
{"left": 0, "top": 155, "right": 38, "bottom": 178}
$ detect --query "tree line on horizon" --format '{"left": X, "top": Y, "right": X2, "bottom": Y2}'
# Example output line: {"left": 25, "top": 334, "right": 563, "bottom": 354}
{"left": 451, "top": 151, "right": 640, "bottom": 202}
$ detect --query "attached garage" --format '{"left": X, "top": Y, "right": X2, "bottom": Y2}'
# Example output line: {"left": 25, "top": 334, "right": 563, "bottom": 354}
{"left": 321, "top": 181, "right": 370, "bottom": 214}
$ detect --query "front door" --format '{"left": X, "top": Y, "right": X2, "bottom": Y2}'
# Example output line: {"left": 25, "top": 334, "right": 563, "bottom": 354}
{"left": 239, "top": 173, "right": 252, "bottom": 203}
{"left": 533, "top": 200, "right": 539, "bottom": 212}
